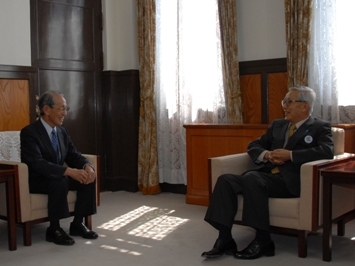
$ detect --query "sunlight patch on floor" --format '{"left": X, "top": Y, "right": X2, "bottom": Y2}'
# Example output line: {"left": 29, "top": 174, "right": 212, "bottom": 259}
{"left": 98, "top": 206, "right": 158, "bottom": 231}
{"left": 100, "top": 245, "right": 142, "bottom": 256}
{"left": 128, "top": 214, "right": 188, "bottom": 240}
{"left": 98, "top": 205, "right": 189, "bottom": 241}
{"left": 116, "top": 238, "right": 152, "bottom": 248}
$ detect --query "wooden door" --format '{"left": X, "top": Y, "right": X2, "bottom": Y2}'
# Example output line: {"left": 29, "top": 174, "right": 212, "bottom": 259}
{"left": 30, "top": 0, "right": 103, "bottom": 156}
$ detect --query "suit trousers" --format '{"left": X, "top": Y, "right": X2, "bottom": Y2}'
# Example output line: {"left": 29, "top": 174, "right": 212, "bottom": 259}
{"left": 204, "top": 171, "right": 295, "bottom": 232}
{"left": 29, "top": 176, "right": 97, "bottom": 222}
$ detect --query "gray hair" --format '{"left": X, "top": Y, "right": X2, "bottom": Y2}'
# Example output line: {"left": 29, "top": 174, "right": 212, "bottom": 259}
{"left": 38, "top": 90, "right": 64, "bottom": 116}
{"left": 289, "top": 86, "right": 316, "bottom": 116}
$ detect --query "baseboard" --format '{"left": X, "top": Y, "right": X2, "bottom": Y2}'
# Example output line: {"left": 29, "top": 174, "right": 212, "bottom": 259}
{"left": 159, "top": 182, "right": 186, "bottom": 194}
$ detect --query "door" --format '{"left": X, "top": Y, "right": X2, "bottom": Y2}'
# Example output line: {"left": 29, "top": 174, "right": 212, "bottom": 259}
{"left": 30, "top": 0, "right": 103, "bottom": 157}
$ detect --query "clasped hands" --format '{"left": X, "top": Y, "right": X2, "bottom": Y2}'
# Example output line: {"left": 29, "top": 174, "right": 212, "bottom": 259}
{"left": 265, "top": 149, "right": 291, "bottom": 165}
{"left": 65, "top": 166, "right": 96, "bottom": 184}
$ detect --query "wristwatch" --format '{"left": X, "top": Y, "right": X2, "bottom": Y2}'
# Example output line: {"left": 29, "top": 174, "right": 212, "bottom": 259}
{"left": 83, "top": 163, "right": 95, "bottom": 172}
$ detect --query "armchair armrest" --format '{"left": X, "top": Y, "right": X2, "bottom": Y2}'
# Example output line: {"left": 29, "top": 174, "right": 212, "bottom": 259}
{"left": 0, "top": 160, "right": 30, "bottom": 222}
{"left": 82, "top": 154, "right": 100, "bottom": 206}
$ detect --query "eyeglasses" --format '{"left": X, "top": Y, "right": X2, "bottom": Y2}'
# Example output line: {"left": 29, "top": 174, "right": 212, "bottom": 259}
{"left": 50, "top": 105, "right": 70, "bottom": 112}
{"left": 281, "top": 98, "right": 306, "bottom": 107}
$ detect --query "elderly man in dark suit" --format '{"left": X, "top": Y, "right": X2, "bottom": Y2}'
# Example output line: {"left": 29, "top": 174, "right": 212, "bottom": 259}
{"left": 20, "top": 90, "right": 98, "bottom": 246}
{"left": 202, "top": 86, "right": 334, "bottom": 260}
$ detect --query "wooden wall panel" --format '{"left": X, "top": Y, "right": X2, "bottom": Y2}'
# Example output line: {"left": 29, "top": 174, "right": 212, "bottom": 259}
{"left": 240, "top": 74, "right": 262, "bottom": 124}
{"left": 239, "top": 58, "right": 288, "bottom": 124}
{"left": 184, "top": 124, "right": 268, "bottom": 206}
{"left": 268, "top": 72, "right": 288, "bottom": 123}
{"left": 30, "top": 0, "right": 103, "bottom": 178}
{"left": 0, "top": 79, "right": 30, "bottom": 131}
{"left": 102, "top": 70, "right": 140, "bottom": 192}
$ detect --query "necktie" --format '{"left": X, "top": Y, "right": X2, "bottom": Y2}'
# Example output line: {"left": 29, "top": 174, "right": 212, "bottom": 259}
{"left": 289, "top": 124, "right": 297, "bottom": 137}
{"left": 271, "top": 124, "right": 297, "bottom": 174}
{"left": 51, "top": 129, "right": 60, "bottom": 163}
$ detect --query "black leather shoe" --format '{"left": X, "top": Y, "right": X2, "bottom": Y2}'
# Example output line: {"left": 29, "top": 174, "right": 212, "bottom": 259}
{"left": 201, "top": 238, "right": 237, "bottom": 258}
{"left": 69, "top": 222, "right": 98, "bottom": 239}
{"left": 234, "top": 239, "right": 275, "bottom": 260}
{"left": 46, "top": 227, "right": 75, "bottom": 245}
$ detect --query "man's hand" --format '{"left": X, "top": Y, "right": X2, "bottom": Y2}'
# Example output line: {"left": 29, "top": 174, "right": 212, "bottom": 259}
{"left": 64, "top": 166, "right": 96, "bottom": 184}
{"left": 265, "top": 149, "right": 291, "bottom": 165}
{"left": 84, "top": 165, "right": 96, "bottom": 184}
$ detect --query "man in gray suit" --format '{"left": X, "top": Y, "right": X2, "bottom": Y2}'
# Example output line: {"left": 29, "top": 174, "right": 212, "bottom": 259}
{"left": 202, "top": 86, "right": 334, "bottom": 260}
{"left": 21, "top": 91, "right": 98, "bottom": 246}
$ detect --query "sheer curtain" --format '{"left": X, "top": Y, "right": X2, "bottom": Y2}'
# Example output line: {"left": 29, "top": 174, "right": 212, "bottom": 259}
{"left": 309, "top": 0, "right": 355, "bottom": 124}
{"left": 308, "top": 0, "right": 339, "bottom": 123}
{"left": 155, "top": 0, "right": 226, "bottom": 184}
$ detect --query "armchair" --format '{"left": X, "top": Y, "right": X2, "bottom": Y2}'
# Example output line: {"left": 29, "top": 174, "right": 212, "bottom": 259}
{"left": 0, "top": 131, "right": 100, "bottom": 246}
{"left": 208, "top": 127, "right": 355, "bottom": 257}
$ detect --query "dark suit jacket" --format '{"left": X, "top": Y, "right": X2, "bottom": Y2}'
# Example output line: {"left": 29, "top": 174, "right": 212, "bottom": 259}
{"left": 20, "top": 119, "right": 89, "bottom": 186}
{"left": 247, "top": 117, "right": 334, "bottom": 196}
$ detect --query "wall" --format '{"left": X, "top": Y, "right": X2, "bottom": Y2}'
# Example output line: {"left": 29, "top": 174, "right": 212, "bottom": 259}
{"left": 0, "top": 0, "right": 286, "bottom": 69}
{"left": 102, "top": 0, "right": 139, "bottom": 71}
{"left": 0, "top": 0, "right": 31, "bottom": 66}
{"left": 236, "top": 0, "right": 286, "bottom": 61}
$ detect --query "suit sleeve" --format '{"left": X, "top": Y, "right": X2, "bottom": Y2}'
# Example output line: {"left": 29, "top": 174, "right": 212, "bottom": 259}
{"left": 247, "top": 121, "right": 278, "bottom": 164}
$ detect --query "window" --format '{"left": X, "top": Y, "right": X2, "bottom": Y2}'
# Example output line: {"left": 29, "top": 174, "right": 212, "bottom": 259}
{"left": 335, "top": 1, "right": 355, "bottom": 106}
{"left": 155, "top": 0, "right": 225, "bottom": 184}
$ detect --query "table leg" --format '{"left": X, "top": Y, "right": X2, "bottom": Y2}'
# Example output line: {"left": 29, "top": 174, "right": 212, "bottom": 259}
{"left": 322, "top": 176, "right": 332, "bottom": 261}
{"left": 6, "top": 177, "right": 17, "bottom": 251}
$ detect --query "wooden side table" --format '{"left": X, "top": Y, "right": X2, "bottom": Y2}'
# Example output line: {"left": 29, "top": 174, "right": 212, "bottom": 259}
{"left": 321, "top": 160, "right": 355, "bottom": 261}
{"left": 0, "top": 167, "right": 17, "bottom": 251}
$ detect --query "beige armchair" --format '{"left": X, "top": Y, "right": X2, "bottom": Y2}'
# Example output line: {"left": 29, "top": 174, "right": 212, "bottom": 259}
{"left": 0, "top": 131, "right": 100, "bottom": 246}
{"left": 208, "top": 127, "right": 355, "bottom": 257}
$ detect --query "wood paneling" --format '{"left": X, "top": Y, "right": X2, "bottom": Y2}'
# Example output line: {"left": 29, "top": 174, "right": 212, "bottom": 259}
{"left": 30, "top": 0, "right": 103, "bottom": 157}
{"left": 184, "top": 124, "right": 268, "bottom": 206}
{"left": 268, "top": 72, "right": 288, "bottom": 123}
{"left": 102, "top": 70, "right": 140, "bottom": 192}
{"left": 240, "top": 74, "right": 262, "bottom": 124}
{"left": 0, "top": 79, "right": 30, "bottom": 131}
{"left": 0, "top": 65, "right": 38, "bottom": 131}
{"left": 240, "top": 58, "right": 288, "bottom": 124}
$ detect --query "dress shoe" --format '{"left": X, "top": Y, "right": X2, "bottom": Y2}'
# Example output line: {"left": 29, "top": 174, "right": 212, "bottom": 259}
{"left": 234, "top": 239, "right": 275, "bottom": 260}
{"left": 69, "top": 222, "right": 98, "bottom": 239}
{"left": 46, "top": 227, "right": 75, "bottom": 245}
{"left": 201, "top": 238, "right": 237, "bottom": 258}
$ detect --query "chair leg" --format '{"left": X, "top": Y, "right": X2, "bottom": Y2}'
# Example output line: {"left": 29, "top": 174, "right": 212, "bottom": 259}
{"left": 84, "top": 215, "right": 92, "bottom": 230}
{"left": 297, "top": 230, "right": 308, "bottom": 258}
{"left": 23, "top": 222, "right": 32, "bottom": 246}
{"left": 337, "top": 219, "right": 345, "bottom": 236}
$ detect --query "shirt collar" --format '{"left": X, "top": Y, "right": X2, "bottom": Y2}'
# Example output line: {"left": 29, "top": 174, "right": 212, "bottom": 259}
{"left": 293, "top": 117, "right": 310, "bottom": 130}
{"left": 40, "top": 117, "right": 56, "bottom": 137}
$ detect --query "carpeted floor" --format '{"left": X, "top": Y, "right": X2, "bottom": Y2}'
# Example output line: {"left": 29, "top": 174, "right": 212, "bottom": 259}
{"left": 1, "top": 191, "right": 355, "bottom": 265}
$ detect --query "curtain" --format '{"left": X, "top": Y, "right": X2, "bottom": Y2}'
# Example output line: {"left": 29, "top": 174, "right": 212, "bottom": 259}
{"left": 218, "top": 0, "right": 243, "bottom": 124}
{"left": 155, "top": 0, "right": 226, "bottom": 184}
{"left": 137, "top": 0, "right": 161, "bottom": 195}
{"left": 309, "top": 0, "right": 339, "bottom": 123}
{"left": 284, "top": 0, "right": 313, "bottom": 88}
